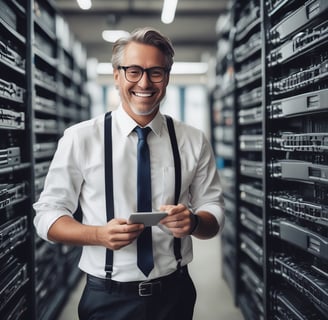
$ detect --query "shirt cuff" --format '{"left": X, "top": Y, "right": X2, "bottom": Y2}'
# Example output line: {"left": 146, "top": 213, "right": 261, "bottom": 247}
{"left": 33, "top": 209, "right": 72, "bottom": 242}
{"left": 195, "top": 204, "right": 225, "bottom": 235}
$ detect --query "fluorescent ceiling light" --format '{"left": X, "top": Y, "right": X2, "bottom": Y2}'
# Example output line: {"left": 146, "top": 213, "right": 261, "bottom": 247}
{"left": 161, "top": 0, "right": 178, "bottom": 24}
{"left": 102, "top": 30, "right": 130, "bottom": 43}
{"left": 77, "top": 0, "right": 92, "bottom": 10}
{"left": 171, "top": 62, "right": 208, "bottom": 74}
{"left": 97, "top": 63, "right": 112, "bottom": 74}
{"left": 97, "top": 62, "right": 208, "bottom": 75}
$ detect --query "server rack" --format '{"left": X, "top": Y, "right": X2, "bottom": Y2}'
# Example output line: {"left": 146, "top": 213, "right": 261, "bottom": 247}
{"left": 0, "top": 0, "right": 90, "bottom": 319}
{"left": 0, "top": 1, "right": 34, "bottom": 318}
{"left": 211, "top": 4, "right": 238, "bottom": 302}
{"left": 266, "top": 0, "right": 328, "bottom": 318}
{"left": 233, "top": 1, "right": 265, "bottom": 318}
{"left": 211, "top": 0, "right": 328, "bottom": 319}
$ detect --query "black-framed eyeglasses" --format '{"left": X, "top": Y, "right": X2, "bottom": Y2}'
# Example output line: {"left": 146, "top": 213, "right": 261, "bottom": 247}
{"left": 118, "top": 65, "right": 169, "bottom": 83}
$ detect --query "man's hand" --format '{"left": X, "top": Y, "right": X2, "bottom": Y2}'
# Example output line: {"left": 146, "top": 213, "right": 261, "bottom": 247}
{"left": 96, "top": 219, "right": 144, "bottom": 250}
{"left": 48, "top": 215, "right": 144, "bottom": 250}
{"left": 159, "top": 203, "right": 220, "bottom": 239}
{"left": 159, "top": 204, "right": 195, "bottom": 238}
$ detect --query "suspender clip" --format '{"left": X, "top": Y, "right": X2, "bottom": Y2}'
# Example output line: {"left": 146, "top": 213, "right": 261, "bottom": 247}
{"left": 105, "top": 264, "right": 113, "bottom": 291}
{"left": 105, "top": 264, "right": 113, "bottom": 279}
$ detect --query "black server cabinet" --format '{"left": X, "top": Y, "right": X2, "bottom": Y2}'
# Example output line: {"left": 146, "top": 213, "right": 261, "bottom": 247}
{"left": 32, "top": 4, "right": 65, "bottom": 317}
{"left": 211, "top": 6, "right": 238, "bottom": 302}
{"left": 33, "top": 1, "right": 89, "bottom": 319}
{"left": 232, "top": 1, "right": 265, "bottom": 319}
{"left": 0, "top": 0, "right": 90, "bottom": 319}
{"left": 266, "top": 0, "right": 328, "bottom": 318}
{"left": 211, "top": 0, "right": 328, "bottom": 319}
{"left": 0, "top": 1, "right": 34, "bottom": 319}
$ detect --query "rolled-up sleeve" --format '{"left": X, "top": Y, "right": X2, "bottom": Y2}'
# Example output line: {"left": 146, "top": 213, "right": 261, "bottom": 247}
{"left": 33, "top": 128, "right": 83, "bottom": 241}
{"left": 190, "top": 133, "right": 225, "bottom": 233}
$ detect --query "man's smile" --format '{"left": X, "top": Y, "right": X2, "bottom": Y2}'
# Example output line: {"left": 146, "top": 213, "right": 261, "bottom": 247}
{"left": 132, "top": 91, "right": 155, "bottom": 97}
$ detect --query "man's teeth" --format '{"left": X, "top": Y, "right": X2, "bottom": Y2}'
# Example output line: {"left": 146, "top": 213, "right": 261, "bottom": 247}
{"left": 134, "top": 92, "right": 153, "bottom": 97}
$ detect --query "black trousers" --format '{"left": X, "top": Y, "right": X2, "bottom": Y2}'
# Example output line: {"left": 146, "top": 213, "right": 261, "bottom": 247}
{"left": 78, "top": 266, "right": 196, "bottom": 320}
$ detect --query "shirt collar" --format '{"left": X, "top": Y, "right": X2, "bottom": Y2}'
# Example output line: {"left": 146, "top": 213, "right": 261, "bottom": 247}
{"left": 116, "top": 104, "right": 165, "bottom": 137}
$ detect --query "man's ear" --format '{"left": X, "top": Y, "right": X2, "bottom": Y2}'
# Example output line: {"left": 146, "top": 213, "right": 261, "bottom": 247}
{"left": 113, "top": 69, "right": 120, "bottom": 88}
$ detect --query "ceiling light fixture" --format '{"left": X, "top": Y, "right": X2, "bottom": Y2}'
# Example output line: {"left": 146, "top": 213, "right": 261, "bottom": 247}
{"left": 171, "top": 62, "right": 208, "bottom": 74}
{"left": 161, "top": 0, "right": 178, "bottom": 24}
{"left": 77, "top": 0, "right": 92, "bottom": 10}
{"left": 102, "top": 30, "right": 130, "bottom": 43}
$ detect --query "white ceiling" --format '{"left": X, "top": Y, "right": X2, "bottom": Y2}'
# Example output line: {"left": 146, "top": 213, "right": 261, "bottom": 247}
{"left": 55, "top": 0, "right": 231, "bottom": 64}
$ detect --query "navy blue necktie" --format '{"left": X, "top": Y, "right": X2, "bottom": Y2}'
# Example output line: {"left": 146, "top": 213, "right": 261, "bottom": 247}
{"left": 135, "top": 126, "right": 154, "bottom": 276}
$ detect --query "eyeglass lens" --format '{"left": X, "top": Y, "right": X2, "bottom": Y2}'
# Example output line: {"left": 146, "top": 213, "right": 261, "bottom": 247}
{"left": 123, "top": 66, "right": 166, "bottom": 83}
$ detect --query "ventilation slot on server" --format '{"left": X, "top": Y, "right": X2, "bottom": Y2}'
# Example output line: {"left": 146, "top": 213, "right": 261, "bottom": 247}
{"left": 272, "top": 254, "right": 328, "bottom": 315}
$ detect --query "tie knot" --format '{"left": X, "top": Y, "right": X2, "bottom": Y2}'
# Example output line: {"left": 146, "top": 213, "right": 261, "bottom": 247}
{"left": 135, "top": 126, "right": 151, "bottom": 140}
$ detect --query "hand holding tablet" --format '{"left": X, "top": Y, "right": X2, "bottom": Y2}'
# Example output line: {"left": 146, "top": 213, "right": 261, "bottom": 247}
{"left": 128, "top": 212, "right": 168, "bottom": 226}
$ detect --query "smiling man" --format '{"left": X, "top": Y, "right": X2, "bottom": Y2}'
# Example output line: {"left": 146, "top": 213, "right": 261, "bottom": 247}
{"left": 114, "top": 45, "right": 168, "bottom": 119}
{"left": 33, "top": 27, "right": 225, "bottom": 320}
{"left": 112, "top": 35, "right": 171, "bottom": 125}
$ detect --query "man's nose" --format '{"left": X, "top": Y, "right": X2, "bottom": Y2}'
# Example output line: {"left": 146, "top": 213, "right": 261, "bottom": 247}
{"left": 138, "top": 71, "right": 152, "bottom": 86}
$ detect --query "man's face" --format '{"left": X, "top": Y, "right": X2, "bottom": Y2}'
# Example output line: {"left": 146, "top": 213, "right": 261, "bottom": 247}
{"left": 114, "top": 42, "right": 169, "bottom": 121}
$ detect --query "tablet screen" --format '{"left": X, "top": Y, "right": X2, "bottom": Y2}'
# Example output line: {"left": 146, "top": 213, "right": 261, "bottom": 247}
{"left": 128, "top": 212, "right": 168, "bottom": 226}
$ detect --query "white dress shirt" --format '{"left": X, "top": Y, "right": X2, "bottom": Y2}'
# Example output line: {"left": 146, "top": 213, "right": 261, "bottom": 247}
{"left": 33, "top": 105, "right": 225, "bottom": 281}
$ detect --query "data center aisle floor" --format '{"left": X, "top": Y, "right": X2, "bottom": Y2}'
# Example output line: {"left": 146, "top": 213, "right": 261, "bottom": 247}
{"left": 189, "top": 236, "right": 243, "bottom": 320}
{"left": 58, "top": 236, "right": 243, "bottom": 320}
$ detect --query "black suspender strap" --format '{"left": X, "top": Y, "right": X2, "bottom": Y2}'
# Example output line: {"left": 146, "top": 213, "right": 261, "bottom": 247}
{"left": 165, "top": 115, "right": 182, "bottom": 270}
{"left": 103, "top": 112, "right": 182, "bottom": 278}
{"left": 104, "top": 111, "right": 114, "bottom": 279}
{"left": 165, "top": 116, "right": 181, "bottom": 206}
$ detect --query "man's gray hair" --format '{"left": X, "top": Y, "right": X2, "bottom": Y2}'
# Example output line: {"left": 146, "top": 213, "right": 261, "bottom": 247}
{"left": 111, "top": 27, "right": 175, "bottom": 71}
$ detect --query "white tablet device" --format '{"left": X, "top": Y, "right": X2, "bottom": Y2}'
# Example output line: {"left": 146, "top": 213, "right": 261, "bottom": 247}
{"left": 128, "top": 212, "right": 168, "bottom": 226}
